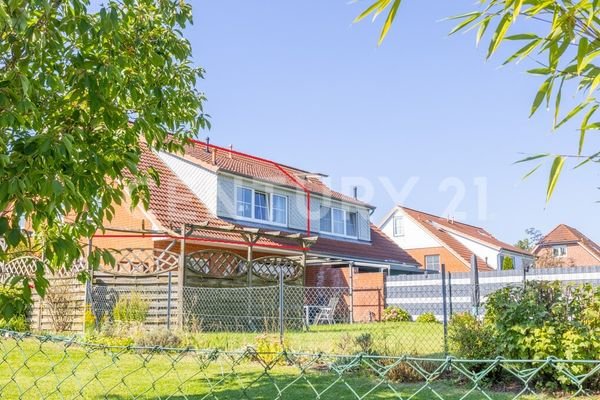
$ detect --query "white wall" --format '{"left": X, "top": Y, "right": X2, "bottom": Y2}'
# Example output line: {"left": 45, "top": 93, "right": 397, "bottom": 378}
{"left": 445, "top": 231, "right": 499, "bottom": 269}
{"left": 380, "top": 208, "right": 439, "bottom": 249}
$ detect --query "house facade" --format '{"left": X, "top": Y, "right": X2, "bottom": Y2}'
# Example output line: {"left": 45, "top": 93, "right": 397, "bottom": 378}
{"left": 379, "top": 206, "right": 534, "bottom": 273}
{"left": 534, "top": 224, "right": 600, "bottom": 267}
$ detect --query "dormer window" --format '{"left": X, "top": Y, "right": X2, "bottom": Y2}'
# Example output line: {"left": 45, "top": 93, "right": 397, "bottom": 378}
{"left": 235, "top": 186, "right": 288, "bottom": 226}
{"left": 320, "top": 206, "right": 358, "bottom": 238}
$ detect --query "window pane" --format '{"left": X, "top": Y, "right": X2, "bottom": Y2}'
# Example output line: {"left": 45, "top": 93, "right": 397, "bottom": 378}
{"left": 254, "top": 191, "right": 269, "bottom": 220}
{"left": 272, "top": 194, "right": 287, "bottom": 224}
{"left": 425, "top": 255, "right": 440, "bottom": 271}
{"left": 346, "top": 212, "right": 357, "bottom": 237}
{"left": 332, "top": 208, "right": 345, "bottom": 235}
{"left": 236, "top": 187, "right": 252, "bottom": 218}
{"left": 393, "top": 216, "right": 404, "bottom": 237}
{"left": 320, "top": 206, "right": 332, "bottom": 232}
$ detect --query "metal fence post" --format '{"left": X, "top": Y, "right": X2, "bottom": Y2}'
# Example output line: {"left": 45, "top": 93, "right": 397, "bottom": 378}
{"left": 166, "top": 271, "right": 172, "bottom": 330}
{"left": 349, "top": 261, "right": 354, "bottom": 324}
{"left": 177, "top": 224, "right": 186, "bottom": 329}
{"left": 448, "top": 272, "right": 453, "bottom": 317}
{"left": 279, "top": 267, "right": 285, "bottom": 345}
{"left": 441, "top": 263, "right": 448, "bottom": 356}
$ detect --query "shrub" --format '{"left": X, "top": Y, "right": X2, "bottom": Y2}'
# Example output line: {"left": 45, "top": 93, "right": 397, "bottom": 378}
{"left": 415, "top": 312, "right": 437, "bottom": 323}
{"left": 0, "top": 315, "right": 29, "bottom": 332}
{"left": 45, "top": 283, "right": 75, "bottom": 332}
{"left": 382, "top": 306, "right": 411, "bottom": 322}
{"left": 0, "top": 286, "right": 30, "bottom": 332}
{"left": 482, "top": 281, "right": 600, "bottom": 390}
{"left": 501, "top": 257, "right": 514, "bottom": 270}
{"left": 448, "top": 313, "right": 497, "bottom": 360}
{"left": 354, "top": 332, "right": 374, "bottom": 354}
{"left": 254, "top": 335, "right": 286, "bottom": 365}
{"left": 133, "top": 329, "right": 181, "bottom": 348}
{"left": 113, "top": 292, "right": 149, "bottom": 323}
{"left": 84, "top": 306, "right": 96, "bottom": 335}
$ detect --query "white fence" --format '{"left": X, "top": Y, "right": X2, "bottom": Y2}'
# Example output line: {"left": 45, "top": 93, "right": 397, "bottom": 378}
{"left": 385, "top": 265, "right": 600, "bottom": 320}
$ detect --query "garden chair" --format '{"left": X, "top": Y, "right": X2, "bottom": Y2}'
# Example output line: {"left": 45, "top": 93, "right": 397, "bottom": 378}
{"left": 312, "top": 295, "right": 340, "bottom": 325}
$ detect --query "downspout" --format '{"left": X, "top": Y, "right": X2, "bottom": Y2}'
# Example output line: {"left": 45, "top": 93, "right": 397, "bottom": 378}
{"left": 188, "top": 138, "right": 313, "bottom": 236}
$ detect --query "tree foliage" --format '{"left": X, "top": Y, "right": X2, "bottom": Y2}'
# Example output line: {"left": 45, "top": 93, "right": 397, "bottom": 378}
{"left": 0, "top": 0, "right": 207, "bottom": 316}
{"left": 515, "top": 227, "right": 543, "bottom": 250}
{"left": 355, "top": 0, "right": 600, "bottom": 200}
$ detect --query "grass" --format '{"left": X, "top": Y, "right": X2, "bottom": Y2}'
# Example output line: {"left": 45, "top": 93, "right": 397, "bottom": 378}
{"left": 189, "top": 321, "right": 445, "bottom": 356}
{"left": 0, "top": 338, "right": 586, "bottom": 400}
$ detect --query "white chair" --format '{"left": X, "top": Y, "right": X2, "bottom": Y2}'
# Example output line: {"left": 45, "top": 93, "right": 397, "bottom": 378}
{"left": 313, "top": 295, "right": 340, "bottom": 325}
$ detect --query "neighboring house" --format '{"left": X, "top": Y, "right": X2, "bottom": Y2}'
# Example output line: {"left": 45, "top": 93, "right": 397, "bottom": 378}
{"left": 94, "top": 140, "right": 420, "bottom": 283}
{"left": 534, "top": 224, "right": 600, "bottom": 267}
{"left": 379, "top": 206, "right": 534, "bottom": 273}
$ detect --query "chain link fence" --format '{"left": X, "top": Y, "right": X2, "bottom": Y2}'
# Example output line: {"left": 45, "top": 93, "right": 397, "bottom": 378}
{"left": 1, "top": 329, "right": 599, "bottom": 399}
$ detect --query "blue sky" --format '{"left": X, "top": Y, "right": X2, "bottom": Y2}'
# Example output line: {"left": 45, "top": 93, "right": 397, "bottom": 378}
{"left": 186, "top": 1, "right": 600, "bottom": 244}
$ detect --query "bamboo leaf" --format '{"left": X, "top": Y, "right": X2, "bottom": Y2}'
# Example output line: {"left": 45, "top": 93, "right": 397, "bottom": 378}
{"left": 530, "top": 78, "right": 551, "bottom": 117}
{"left": 574, "top": 151, "right": 600, "bottom": 169}
{"left": 476, "top": 16, "right": 492, "bottom": 47}
{"left": 522, "top": 163, "right": 543, "bottom": 179}
{"left": 578, "top": 104, "right": 599, "bottom": 154}
{"left": 546, "top": 156, "right": 565, "bottom": 203}
{"left": 487, "top": 13, "right": 513, "bottom": 58}
{"left": 555, "top": 101, "right": 591, "bottom": 130}
{"left": 514, "top": 153, "right": 549, "bottom": 163}
{"left": 579, "top": 49, "right": 600, "bottom": 73}
{"left": 353, "top": 0, "right": 389, "bottom": 23}
{"left": 449, "top": 12, "right": 481, "bottom": 35}
{"left": 503, "top": 38, "right": 541, "bottom": 65}
{"left": 577, "top": 37, "right": 589, "bottom": 74}
{"left": 553, "top": 78, "right": 564, "bottom": 128}
{"left": 378, "top": 0, "right": 401, "bottom": 46}
{"left": 505, "top": 33, "right": 539, "bottom": 40}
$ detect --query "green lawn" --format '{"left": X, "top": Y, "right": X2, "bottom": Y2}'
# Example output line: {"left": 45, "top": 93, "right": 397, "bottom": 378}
{"left": 0, "top": 337, "right": 593, "bottom": 399}
{"left": 189, "top": 321, "right": 445, "bottom": 356}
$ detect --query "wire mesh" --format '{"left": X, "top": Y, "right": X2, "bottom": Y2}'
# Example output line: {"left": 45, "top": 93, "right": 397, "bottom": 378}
{"left": 1, "top": 330, "right": 599, "bottom": 399}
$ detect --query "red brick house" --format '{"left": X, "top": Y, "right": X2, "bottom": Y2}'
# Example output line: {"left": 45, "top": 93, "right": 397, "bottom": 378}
{"left": 534, "top": 224, "right": 600, "bottom": 267}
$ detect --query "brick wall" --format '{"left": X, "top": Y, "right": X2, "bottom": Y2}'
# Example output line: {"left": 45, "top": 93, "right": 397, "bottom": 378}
{"left": 536, "top": 244, "right": 600, "bottom": 267}
{"left": 405, "top": 246, "right": 468, "bottom": 272}
{"left": 305, "top": 265, "right": 385, "bottom": 322}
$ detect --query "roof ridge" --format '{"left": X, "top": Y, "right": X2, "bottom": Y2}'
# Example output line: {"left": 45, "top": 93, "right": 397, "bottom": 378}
{"left": 398, "top": 205, "right": 487, "bottom": 231}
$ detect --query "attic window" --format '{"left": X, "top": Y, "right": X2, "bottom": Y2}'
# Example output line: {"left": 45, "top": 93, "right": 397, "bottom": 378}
{"left": 553, "top": 245, "right": 567, "bottom": 257}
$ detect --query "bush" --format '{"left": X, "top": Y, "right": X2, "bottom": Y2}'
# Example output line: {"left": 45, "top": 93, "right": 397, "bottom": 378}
{"left": 113, "top": 292, "right": 149, "bottom": 323}
{"left": 0, "top": 315, "right": 29, "bottom": 332}
{"left": 382, "top": 306, "right": 411, "bottom": 322}
{"left": 133, "top": 328, "right": 181, "bottom": 348}
{"left": 0, "top": 286, "right": 30, "bottom": 332}
{"left": 254, "top": 334, "right": 286, "bottom": 364}
{"left": 415, "top": 312, "right": 437, "bottom": 323}
{"left": 448, "top": 313, "right": 497, "bottom": 360}
{"left": 485, "top": 281, "right": 600, "bottom": 362}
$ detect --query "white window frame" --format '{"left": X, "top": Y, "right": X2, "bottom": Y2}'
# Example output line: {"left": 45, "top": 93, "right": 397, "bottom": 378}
{"left": 319, "top": 205, "right": 358, "bottom": 238}
{"left": 234, "top": 186, "right": 288, "bottom": 226}
{"left": 425, "top": 254, "right": 440, "bottom": 271}
{"left": 553, "top": 245, "right": 567, "bottom": 257}
{"left": 393, "top": 216, "right": 404, "bottom": 237}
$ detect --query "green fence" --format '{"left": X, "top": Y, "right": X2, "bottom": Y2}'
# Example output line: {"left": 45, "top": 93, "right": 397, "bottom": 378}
{"left": 0, "top": 330, "right": 599, "bottom": 399}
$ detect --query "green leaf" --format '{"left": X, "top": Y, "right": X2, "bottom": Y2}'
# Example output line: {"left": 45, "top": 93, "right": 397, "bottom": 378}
{"left": 577, "top": 37, "right": 589, "bottom": 74}
{"left": 546, "top": 156, "right": 565, "bottom": 203}
{"left": 522, "top": 163, "right": 543, "bottom": 179}
{"left": 505, "top": 33, "right": 538, "bottom": 40}
{"left": 578, "top": 104, "right": 599, "bottom": 154}
{"left": 449, "top": 12, "right": 481, "bottom": 35}
{"left": 378, "top": 0, "right": 401, "bottom": 46}
{"left": 487, "top": 13, "right": 512, "bottom": 58}
{"left": 476, "top": 16, "right": 492, "bottom": 47}
{"left": 555, "top": 101, "right": 590, "bottom": 130}
{"left": 514, "top": 153, "right": 549, "bottom": 163}
{"left": 530, "top": 78, "right": 552, "bottom": 117}
{"left": 503, "top": 38, "right": 541, "bottom": 65}
{"left": 574, "top": 151, "right": 600, "bottom": 169}
{"left": 578, "top": 49, "right": 600, "bottom": 74}
{"left": 353, "top": 0, "right": 390, "bottom": 23}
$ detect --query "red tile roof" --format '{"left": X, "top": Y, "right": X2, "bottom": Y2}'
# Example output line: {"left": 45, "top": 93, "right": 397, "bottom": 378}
{"left": 400, "top": 206, "right": 531, "bottom": 257}
{"left": 138, "top": 145, "right": 418, "bottom": 266}
{"left": 181, "top": 139, "right": 372, "bottom": 208}
{"left": 538, "top": 224, "right": 600, "bottom": 261}
{"left": 400, "top": 207, "right": 493, "bottom": 271}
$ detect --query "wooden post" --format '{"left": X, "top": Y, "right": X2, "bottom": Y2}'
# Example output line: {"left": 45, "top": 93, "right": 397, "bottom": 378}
{"left": 247, "top": 244, "right": 253, "bottom": 287}
{"left": 177, "top": 224, "right": 186, "bottom": 329}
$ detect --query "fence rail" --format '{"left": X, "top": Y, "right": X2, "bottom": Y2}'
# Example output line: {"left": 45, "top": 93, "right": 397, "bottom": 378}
{"left": 0, "top": 330, "right": 599, "bottom": 399}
